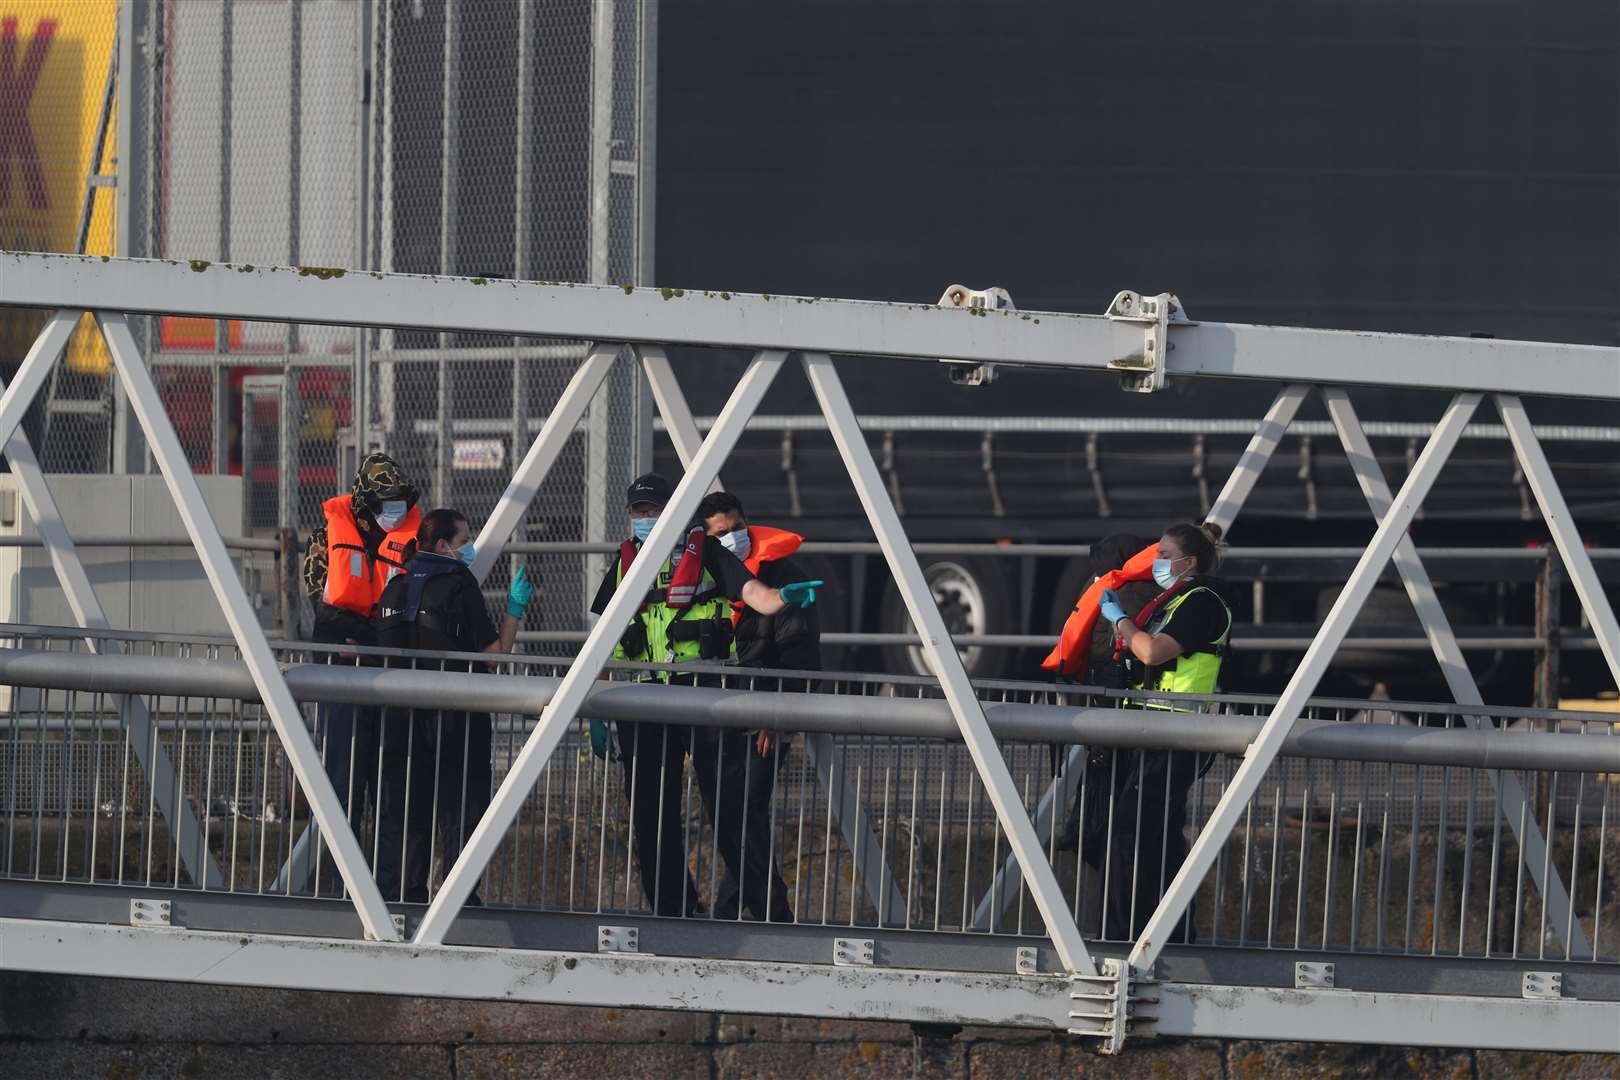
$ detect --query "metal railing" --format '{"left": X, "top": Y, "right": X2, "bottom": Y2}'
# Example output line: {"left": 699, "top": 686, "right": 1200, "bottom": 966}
{"left": 1, "top": 624, "right": 1613, "bottom": 968}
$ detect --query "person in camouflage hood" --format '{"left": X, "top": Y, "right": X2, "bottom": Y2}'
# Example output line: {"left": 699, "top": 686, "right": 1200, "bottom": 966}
{"left": 302, "top": 452, "right": 420, "bottom": 621}
{"left": 299, "top": 453, "right": 419, "bottom": 893}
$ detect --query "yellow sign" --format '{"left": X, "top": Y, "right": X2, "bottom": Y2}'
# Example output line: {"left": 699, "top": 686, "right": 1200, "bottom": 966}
{"left": 0, "top": 1, "right": 118, "bottom": 374}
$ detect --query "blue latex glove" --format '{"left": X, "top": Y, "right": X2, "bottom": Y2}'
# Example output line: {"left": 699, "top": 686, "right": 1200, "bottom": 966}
{"left": 589, "top": 718, "right": 611, "bottom": 760}
{"left": 506, "top": 564, "right": 536, "bottom": 618}
{"left": 1099, "top": 588, "right": 1128, "bottom": 627}
{"left": 778, "top": 579, "right": 825, "bottom": 608}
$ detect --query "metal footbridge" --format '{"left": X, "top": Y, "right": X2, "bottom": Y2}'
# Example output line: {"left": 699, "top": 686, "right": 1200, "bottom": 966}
{"left": 0, "top": 253, "right": 1616, "bottom": 1053}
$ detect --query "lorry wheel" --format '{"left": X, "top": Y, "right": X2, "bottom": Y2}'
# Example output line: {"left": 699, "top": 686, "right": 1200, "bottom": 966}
{"left": 879, "top": 557, "right": 1012, "bottom": 679}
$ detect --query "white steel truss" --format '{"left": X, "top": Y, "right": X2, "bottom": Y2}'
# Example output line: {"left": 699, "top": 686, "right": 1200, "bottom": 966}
{"left": 0, "top": 254, "right": 1615, "bottom": 1051}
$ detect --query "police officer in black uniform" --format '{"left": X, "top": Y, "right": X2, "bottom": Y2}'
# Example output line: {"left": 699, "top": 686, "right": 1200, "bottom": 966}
{"left": 372, "top": 508, "right": 534, "bottom": 903}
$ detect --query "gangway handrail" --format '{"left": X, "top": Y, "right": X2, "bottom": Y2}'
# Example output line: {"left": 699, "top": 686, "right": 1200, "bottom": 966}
{"left": 1, "top": 621, "right": 1614, "bottom": 725}
{"left": 1, "top": 645, "right": 1615, "bottom": 771}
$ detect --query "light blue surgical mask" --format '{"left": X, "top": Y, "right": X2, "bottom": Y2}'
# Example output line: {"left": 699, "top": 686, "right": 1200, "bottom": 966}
{"left": 718, "top": 528, "right": 751, "bottom": 561}
{"left": 374, "top": 499, "right": 409, "bottom": 530}
{"left": 1152, "top": 556, "right": 1183, "bottom": 589}
{"left": 455, "top": 541, "right": 477, "bottom": 567}
{"left": 631, "top": 516, "right": 658, "bottom": 543}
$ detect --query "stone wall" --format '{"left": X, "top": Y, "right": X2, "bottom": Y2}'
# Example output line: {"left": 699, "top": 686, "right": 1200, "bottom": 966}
{"left": 2, "top": 974, "right": 1616, "bottom": 1079}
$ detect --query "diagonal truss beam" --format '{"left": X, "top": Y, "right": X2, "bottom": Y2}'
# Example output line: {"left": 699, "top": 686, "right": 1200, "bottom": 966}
{"left": 1204, "top": 383, "right": 1310, "bottom": 536}
{"left": 0, "top": 313, "right": 224, "bottom": 890}
{"left": 1497, "top": 395, "right": 1620, "bottom": 688}
{"left": 470, "top": 344, "right": 622, "bottom": 582}
{"left": 97, "top": 314, "right": 400, "bottom": 941}
{"left": 414, "top": 350, "right": 790, "bottom": 945}
{"left": 636, "top": 344, "right": 908, "bottom": 923}
{"left": 802, "top": 351, "right": 1095, "bottom": 975}
{"left": 1325, "top": 388, "right": 1588, "bottom": 958}
{"left": 1129, "top": 392, "right": 1483, "bottom": 974}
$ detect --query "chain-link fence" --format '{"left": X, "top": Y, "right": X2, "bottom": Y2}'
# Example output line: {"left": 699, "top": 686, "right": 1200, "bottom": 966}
{"left": 8, "top": 0, "right": 654, "bottom": 644}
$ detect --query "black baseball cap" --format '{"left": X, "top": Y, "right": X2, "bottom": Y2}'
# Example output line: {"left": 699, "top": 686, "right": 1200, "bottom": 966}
{"left": 625, "top": 472, "right": 673, "bottom": 508}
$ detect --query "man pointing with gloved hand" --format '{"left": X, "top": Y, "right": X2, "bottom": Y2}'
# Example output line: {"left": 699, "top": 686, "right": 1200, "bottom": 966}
{"left": 588, "top": 473, "right": 821, "bottom": 917}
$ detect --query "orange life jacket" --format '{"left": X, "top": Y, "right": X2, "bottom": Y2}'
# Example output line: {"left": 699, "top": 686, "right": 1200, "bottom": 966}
{"left": 731, "top": 525, "right": 804, "bottom": 625}
{"left": 321, "top": 495, "right": 422, "bottom": 616}
{"left": 1041, "top": 542, "right": 1159, "bottom": 679}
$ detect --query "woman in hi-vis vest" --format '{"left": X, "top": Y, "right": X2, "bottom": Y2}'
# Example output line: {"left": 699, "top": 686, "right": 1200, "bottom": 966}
{"left": 1086, "top": 521, "right": 1233, "bottom": 946}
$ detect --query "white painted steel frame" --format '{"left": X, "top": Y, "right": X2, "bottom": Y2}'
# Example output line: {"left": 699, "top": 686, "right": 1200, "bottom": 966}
{"left": 4, "top": 254, "right": 1616, "bottom": 399}
{"left": 0, "top": 314, "right": 223, "bottom": 891}
{"left": 414, "top": 351, "right": 791, "bottom": 945}
{"left": 95, "top": 315, "right": 401, "bottom": 942}
{"left": 1128, "top": 392, "right": 1484, "bottom": 973}
{"left": 1325, "top": 388, "right": 1588, "bottom": 958}
{"left": 802, "top": 352, "right": 1096, "bottom": 976}
{"left": 2, "top": 918, "right": 1613, "bottom": 1053}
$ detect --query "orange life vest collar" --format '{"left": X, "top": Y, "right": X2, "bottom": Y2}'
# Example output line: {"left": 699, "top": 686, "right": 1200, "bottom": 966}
{"left": 1041, "top": 541, "right": 1159, "bottom": 679}
{"left": 730, "top": 524, "right": 805, "bottom": 624}
{"left": 321, "top": 495, "right": 422, "bottom": 616}
{"left": 740, "top": 524, "right": 803, "bottom": 577}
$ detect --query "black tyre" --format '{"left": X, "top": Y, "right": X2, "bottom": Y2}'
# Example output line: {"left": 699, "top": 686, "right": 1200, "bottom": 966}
{"left": 879, "top": 556, "right": 1014, "bottom": 678}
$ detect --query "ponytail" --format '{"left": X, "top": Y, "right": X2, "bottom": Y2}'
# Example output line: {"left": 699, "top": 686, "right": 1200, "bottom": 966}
{"left": 1163, "top": 521, "right": 1224, "bottom": 573}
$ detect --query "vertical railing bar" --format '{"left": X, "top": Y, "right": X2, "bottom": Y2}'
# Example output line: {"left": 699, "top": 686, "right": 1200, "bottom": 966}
{"left": 1405, "top": 758, "right": 1422, "bottom": 952}
{"left": 906, "top": 761, "right": 919, "bottom": 931}
{"left": 1567, "top": 769, "right": 1585, "bottom": 960}
{"left": 1432, "top": 723, "right": 1453, "bottom": 955}
{"left": 1539, "top": 773, "right": 1558, "bottom": 960}
{"left": 1266, "top": 779, "right": 1281, "bottom": 948}
{"left": 141, "top": 696, "right": 159, "bottom": 886}
{"left": 1294, "top": 773, "right": 1311, "bottom": 949}
{"left": 1458, "top": 750, "right": 1480, "bottom": 957}
{"left": 1512, "top": 790, "right": 1528, "bottom": 959}
{"left": 89, "top": 692, "right": 106, "bottom": 883}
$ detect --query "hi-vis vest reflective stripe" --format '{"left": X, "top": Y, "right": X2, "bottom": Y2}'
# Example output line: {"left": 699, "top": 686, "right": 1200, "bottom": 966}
{"left": 1135, "top": 585, "right": 1232, "bottom": 709}
{"left": 321, "top": 495, "right": 422, "bottom": 615}
{"left": 611, "top": 545, "right": 731, "bottom": 677}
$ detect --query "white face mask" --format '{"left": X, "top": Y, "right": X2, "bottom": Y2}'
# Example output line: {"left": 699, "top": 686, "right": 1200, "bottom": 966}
{"left": 718, "top": 527, "right": 751, "bottom": 561}
{"left": 374, "top": 499, "right": 408, "bottom": 529}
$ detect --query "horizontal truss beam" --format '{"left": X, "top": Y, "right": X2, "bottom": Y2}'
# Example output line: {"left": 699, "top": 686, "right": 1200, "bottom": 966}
{"left": 2, "top": 253, "right": 1614, "bottom": 398}
{"left": 0, "top": 918, "right": 1612, "bottom": 1052}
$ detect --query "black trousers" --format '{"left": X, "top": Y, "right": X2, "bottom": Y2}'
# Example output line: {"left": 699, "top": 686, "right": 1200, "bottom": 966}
{"left": 375, "top": 709, "right": 493, "bottom": 903}
{"left": 1081, "top": 748, "right": 1200, "bottom": 943}
{"left": 615, "top": 720, "right": 793, "bottom": 921}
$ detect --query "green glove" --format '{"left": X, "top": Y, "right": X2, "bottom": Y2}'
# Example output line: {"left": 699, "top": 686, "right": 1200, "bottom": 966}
{"left": 506, "top": 564, "right": 536, "bottom": 619}
{"left": 589, "top": 718, "right": 611, "bottom": 760}
{"left": 778, "top": 579, "right": 824, "bottom": 608}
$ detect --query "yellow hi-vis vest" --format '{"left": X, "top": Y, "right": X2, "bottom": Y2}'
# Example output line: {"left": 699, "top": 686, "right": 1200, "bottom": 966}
{"left": 1135, "top": 585, "right": 1232, "bottom": 710}
{"left": 610, "top": 545, "right": 734, "bottom": 678}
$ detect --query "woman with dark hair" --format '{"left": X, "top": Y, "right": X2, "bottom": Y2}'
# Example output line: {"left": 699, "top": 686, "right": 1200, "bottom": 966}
{"left": 370, "top": 507, "right": 535, "bottom": 903}
{"left": 1087, "top": 520, "right": 1232, "bottom": 944}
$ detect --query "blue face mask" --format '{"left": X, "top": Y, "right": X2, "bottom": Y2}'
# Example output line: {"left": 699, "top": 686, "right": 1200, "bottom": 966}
{"left": 1152, "top": 556, "right": 1182, "bottom": 589}
{"left": 455, "top": 541, "right": 476, "bottom": 567}
{"left": 374, "top": 499, "right": 409, "bottom": 530}
{"left": 631, "top": 516, "right": 658, "bottom": 543}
